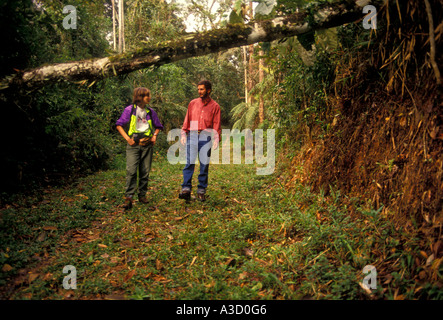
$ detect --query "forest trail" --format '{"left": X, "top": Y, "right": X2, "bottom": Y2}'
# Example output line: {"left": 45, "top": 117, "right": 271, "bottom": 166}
{"left": 0, "top": 150, "right": 440, "bottom": 300}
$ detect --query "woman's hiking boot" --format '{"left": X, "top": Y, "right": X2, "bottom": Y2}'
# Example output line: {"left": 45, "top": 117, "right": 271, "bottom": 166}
{"left": 123, "top": 197, "right": 133, "bottom": 210}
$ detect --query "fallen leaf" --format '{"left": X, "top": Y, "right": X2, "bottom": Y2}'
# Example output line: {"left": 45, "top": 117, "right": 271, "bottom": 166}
{"left": 143, "top": 237, "right": 154, "bottom": 243}
{"left": 232, "top": 198, "right": 242, "bottom": 204}
{"left": 426, "top": 254, "right": 435, "bottom": 266}
{"left": 120, "top": 240, "right": 134, "bottom": 248}
{"left": 28, "top": 273, "right": 39, "bottom": 283}
{"left": 98, "top": 244, "right": 108, "bottom": 248}
{"left": 2, "top": 264, "right": 13, "bottom": 272}
{"left": 36, "top": 232, "right": 46, "bottom": 242}
{"left": 204, "top": 280, "right": 215, "bottom": 288}
{"left": 123, "top": 269, "right": 136, "bottom": 282}
{"left": 152, "top": 275, "right": 171, "bottom": 283}
{"left": 383, "top": 274, "right": 393, "bottom": 284}
{"left": 156, "top": 259, "right": 163, "bottom": 271}
{"left": 243, "top": 248, "right": 254, "bottom": 257}
{"left": 43, "top": 273, "right": 53, "bottom": 281}
{"left": 238, "top": 271, "right": 248, "bottom": 280}
{"left": 63, "top": 290, "right": 75, "bottom": 299}
{"left": 110, "top": 257, "right": 120, "bottom": 263}
{"left": 429, "top": 127, "right": 438, "bottom": 139}
{"left": 43, "top": 226, "right": 58, "bottom": 231}
{"left": 174, "top": 214, "right": 190, "bottom": 221}
{"left": 253, "top": 257, "right": 270, "bottom": 266}
{"left": 190, "top": 256, "right": 198, "bottom": 267}
{"left": 153, "top": 275, "right": 165, "bottom": 281}
{"left": 359, "top": 282, "right": 373, "bottom": 295}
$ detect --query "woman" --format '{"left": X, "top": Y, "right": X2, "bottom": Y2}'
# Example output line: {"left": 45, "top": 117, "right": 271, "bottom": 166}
{"left": 116, "top": 87, "right": 164, "bottom": 210}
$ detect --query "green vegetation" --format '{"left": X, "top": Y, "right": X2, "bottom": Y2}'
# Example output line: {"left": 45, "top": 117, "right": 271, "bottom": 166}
{"left": 0, "top": 0, "right": 441, "bottom": 301}
{"left": 1, "top": 148, "right": 441, "bottom": 299}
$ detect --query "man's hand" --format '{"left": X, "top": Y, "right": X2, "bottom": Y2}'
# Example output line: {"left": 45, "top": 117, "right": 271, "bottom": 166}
{"left": 180, "top": 135, "right": 187, "bottom": 145}
{"left": 213, "top": 139, "right": 219, "bottom": 150}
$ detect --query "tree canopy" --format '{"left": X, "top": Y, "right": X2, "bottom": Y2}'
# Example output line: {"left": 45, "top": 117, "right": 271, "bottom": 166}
{"left": 0, "top": 0, "right": 385, "bottom": 91}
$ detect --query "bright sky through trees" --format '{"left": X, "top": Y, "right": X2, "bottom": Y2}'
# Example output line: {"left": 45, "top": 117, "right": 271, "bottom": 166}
{"left": 167, "top": 0, "right": 257, "bottom": 32}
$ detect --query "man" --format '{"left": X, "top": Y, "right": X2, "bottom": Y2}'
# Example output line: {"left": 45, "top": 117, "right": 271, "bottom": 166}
{"left": 116, "top": 87, "right": 164, "bottom": 210}
{"left": 179, "top": 80, "right": 221, "bottom": 202}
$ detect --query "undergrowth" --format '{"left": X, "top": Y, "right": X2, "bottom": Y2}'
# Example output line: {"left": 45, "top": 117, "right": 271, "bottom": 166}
{"left": 0, "top": 146, "right": 441, "bottom": 300}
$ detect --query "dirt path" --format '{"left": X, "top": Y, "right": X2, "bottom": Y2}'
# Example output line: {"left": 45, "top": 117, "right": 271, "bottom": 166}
{"left": 1, "top": 155, "right": 440, "bottom": 300}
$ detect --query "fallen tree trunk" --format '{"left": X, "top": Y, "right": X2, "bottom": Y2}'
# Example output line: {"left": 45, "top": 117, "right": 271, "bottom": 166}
{"left": 0, "top": 0, "right": 384, "bottom": 91}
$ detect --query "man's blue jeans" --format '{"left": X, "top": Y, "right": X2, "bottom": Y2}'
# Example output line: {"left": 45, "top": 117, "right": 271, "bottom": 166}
{"left": 182, "top": 132, "right": 212, "bottom": 191}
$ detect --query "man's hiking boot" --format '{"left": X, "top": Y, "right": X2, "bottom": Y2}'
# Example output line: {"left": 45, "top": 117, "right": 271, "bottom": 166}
{"left": 197, "top": 188, "right": 206, "bottom": 202}
{"left": 123, "top": 197, "right": 133, "bottom": 210}
{"left": 179, "top": 189, "right": 191, "bottom": 201}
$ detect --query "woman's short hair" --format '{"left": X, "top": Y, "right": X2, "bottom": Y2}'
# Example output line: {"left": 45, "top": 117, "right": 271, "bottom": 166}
{"left": 132, "top": 87, "right": 151, "bottom": 104}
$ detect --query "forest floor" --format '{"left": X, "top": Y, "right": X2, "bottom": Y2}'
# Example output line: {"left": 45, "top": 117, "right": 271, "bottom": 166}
{"left": 0, "top": 146, "right": 442, "bottom": 300}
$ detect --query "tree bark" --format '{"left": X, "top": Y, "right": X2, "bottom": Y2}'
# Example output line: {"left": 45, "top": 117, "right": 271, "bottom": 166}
{"left": 247, "top": 1, "right": 255, "bottom": 106}
{"left": 258, "top": 47, "right": 264, "bottom": 124}
{"left": 0, "top": 0, "right": 385, "bottom": 91}
{"left": 118, "top": 0, "right": 125, "bottom": 53}
{"left": 243, "top": 45, "right": 248, "bottom": 104}
{"left": 112, "top": 0, "right": 117, "bottom": 51}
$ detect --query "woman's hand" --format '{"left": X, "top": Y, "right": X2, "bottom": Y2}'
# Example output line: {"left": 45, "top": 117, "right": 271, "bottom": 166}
{"left": 138, "top": 136, "right": 154, "bottom": 146}
{"left": 127, "top": 138, "right": 136, "bottom": 146}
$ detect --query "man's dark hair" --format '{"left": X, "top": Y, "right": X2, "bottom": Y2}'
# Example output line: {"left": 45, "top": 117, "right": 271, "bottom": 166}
{"left": 198, "top": 80, "right": 212, "bottom": 91}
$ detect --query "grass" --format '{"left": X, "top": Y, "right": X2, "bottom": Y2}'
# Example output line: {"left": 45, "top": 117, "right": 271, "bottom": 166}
{"left": 0, "top": 146, "right": 442, "bottom": 300}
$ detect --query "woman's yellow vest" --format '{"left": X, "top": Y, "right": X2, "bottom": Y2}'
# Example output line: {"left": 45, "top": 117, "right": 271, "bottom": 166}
{"left": 128, "top": 105, "right": 153, "bottom": 138}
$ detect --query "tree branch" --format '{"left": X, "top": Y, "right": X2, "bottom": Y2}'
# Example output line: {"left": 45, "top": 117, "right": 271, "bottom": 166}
{"left": 0, "top": 0, "right": 385, "bottom": 91}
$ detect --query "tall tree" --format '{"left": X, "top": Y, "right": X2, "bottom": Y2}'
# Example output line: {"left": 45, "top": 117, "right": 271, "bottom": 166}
{"left": 112, "top": 0, "right": 117, "bottom": 51}
{"left": 118, "top": 0, "right": 125, "bottom": 53}
{"left": 258, "top": 46, "right": 264, "bottom": 124}
{"left": 247, "top": 1, "right": 255, "bottom": 106}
